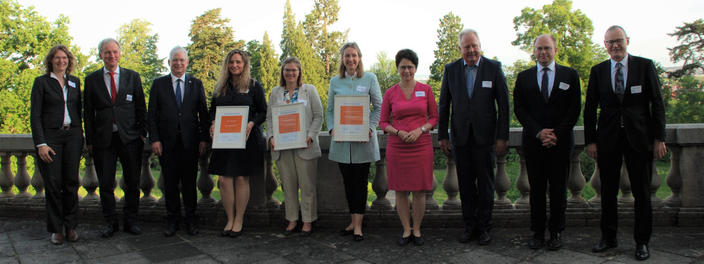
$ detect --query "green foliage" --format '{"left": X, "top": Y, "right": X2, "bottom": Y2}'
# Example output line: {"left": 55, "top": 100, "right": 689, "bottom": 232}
{"left": 116, "top": 19, "right": 165, "bottom": 98}
{"left": 503, "top": 60, "right": 535, "bottom": 127}
{"left": 186, "top": 8, "right": 242, "bottom": 98}
{"left": 512, "top": 0, "right": 607, "bottom": 84}
{"left": 303, "top": 0, "right": 348, "bottom": 78}
{"left": 248, "top": 32, "right": 279, "bottom": 99}
{"left": 369, "top": 51, "right": 399, "bottom": 94}
{"left": 665, "top": 76, "right": 704, "bottom": 123}
{"left": 667, "top": 19, "right": 704, "bottom": 78}
{"left": 428, "top": 12, "right": 463, "bottom": 99}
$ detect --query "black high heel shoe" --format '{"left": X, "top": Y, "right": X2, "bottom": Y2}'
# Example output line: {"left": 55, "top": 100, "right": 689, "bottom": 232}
{"left": 229, "top": 227, "right": 243, "bottom": 238}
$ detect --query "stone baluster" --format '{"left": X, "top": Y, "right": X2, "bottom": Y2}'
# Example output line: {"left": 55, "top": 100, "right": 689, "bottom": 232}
{"left": 264, "top": 153, "right": 280, "bottom": 208}
{"left": 140, "top": 150, "right": 156, "bottom": 204}
{"left": 31, "top": 154, "right": 44, "bottom": 199}
{"left": 198, "top": 152, "right": 215, "bottom": 204}
{"left": 618, "top": 161, "right": 634, "bottom": 205}
{"left": 425, "top": 173, "right": 440, "bottom": 210}
{"left": 441, "top": 155, "right": 460, "bottom": 209}
{"left": 567, "top": 148, "right": 588, "bottom": 207}
{"left": 82, "top": 148, "right": 100, "bottom": 201}
{"left": 494, "top": 149, "right": 512, "bottom": 209}
{"left": 0, "top": 153, "right": 14, "bottom": 198}
{"left": 514, "top": 148, "right": 530, "bottom": 209}
{"left": 371, "top": 156, "right": 392, "bottom": 210}
{"left": 14, "top": 153, "right": 31, "bottom": 199}
{"left": 649, "top": 160, "right": 663, "bottom": 208}
{"left": 664, "top": 145, "right": 681, "bottom": 207}
{"left": 589, "top": 165, "right": 601, "bottom": 206}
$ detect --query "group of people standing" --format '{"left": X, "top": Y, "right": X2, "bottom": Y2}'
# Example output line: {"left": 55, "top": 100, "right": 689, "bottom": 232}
{"left": 30, "top": 24, "right": 665, "bottom": 261}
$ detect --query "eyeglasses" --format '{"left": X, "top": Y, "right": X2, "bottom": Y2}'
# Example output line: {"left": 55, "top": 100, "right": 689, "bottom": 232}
{"left": 604, "top": 38, "right": 625, "bottom": 45}
{"left": 398, "top": 65, "right": 416, "bottom": 71}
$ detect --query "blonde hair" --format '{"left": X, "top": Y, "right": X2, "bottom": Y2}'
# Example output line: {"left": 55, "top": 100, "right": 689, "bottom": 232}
{"left": 338, "top": 42, "right": 364, "bottom": 78}
{"left": 214, "top": 49, "right": 251, "bottom": 97}
{"left": 44, "top": 45, "right": 76, "bottom": 75}
{"left": 279, "top": 57, "right": 303, "bottom": 87}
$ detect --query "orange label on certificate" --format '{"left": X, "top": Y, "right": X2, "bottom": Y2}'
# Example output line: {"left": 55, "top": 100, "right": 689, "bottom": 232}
{"left": 220, "top": 116, "right": 243, "bottom": 133}
{"left": 278, "top": 113, "right": 300, "bottom": 133}
{"left": 340, "top": 106, "right": 364, "bottom": 125}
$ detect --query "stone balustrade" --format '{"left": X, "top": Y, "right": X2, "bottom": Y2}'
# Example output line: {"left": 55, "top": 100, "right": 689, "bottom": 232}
{"left": 1, "top": 124, "right": 703, "bottom": 227}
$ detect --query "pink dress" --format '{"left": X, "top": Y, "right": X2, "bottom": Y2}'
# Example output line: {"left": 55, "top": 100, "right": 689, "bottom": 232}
{"left": 380, "top": 82, "right": 439, "bottom": 191}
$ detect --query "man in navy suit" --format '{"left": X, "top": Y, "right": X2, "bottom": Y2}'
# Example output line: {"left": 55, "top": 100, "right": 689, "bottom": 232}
{"left": 438, "top": 29, "right": 510, "bottom": 245}
{"left": 585, "top": 26, "right": 667, "bottom": 261}
{"left": 148, "top": 46, "right": 209, "bottom": 237}
{"left": 84, "top": 38, "right": 147, "bottom": 237}
{"left": 514, "top": 34, "right": 581, "bottom": 251}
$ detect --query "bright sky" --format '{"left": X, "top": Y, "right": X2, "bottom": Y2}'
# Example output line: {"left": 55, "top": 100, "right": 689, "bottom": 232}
{"left": 21, "top": 0, "right": 704, "bottom": 79}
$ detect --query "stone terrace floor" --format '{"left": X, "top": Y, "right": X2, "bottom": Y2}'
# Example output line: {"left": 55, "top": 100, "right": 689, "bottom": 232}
{"left": 0, "top": 217, "right": 702, "bottom": 264}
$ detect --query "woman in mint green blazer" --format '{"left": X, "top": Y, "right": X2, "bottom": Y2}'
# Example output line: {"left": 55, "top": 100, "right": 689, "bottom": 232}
{"left": 326, "top": 42, "right": 382, "bottom": 241}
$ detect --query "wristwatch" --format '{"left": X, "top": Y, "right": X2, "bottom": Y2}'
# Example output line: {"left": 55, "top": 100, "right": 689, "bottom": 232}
{"left": 421, "top": 126, "right": 427, "bottom": 133}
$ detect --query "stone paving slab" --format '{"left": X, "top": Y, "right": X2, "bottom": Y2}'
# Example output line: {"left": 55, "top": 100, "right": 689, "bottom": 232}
{"left": 0, "top": 217, "right": 702, "bottom": 264}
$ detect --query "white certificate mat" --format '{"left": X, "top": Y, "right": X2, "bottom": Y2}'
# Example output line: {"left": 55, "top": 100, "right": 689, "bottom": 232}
{"left": 272, "top": 102, "right": 308, "bottom": 151}
{"left": 212, "top": 106, "right": 249, "bottom": 149}
{"left": 333, "top": 95, "right": 370, "bottom": 142}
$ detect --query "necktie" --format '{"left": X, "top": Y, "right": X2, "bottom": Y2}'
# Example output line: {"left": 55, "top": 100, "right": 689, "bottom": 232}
{"left": 466, "top": 65, "right": 476, "bottom": 99}
{"left": 541, "top": 67, "right": 550, "bottom": 103}
{"left": 175, "top": 79, "right": 183, "bottom": 109}
{"left": 109, "top": 71, "right": 117, "bottom": 104}
{"left": 615, "top": 62, "right": 625, "bottom": 102}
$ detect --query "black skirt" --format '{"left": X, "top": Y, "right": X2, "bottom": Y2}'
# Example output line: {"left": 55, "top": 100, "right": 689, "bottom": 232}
{"left": 208, "top": 127, "right": 265, "bottom": 177}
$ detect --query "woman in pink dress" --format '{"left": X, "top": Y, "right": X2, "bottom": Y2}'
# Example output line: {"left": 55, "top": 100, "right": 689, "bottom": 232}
{"left": 380, "top": 49, "right": 438, "bottom": 246}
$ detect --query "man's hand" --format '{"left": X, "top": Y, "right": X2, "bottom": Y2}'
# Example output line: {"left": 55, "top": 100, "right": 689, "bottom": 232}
{"left": 496, "top": 139, "right": 507, "bottom": 156}
{"left": 654, "top": 140, "right": 667, "bottom": 160}
{"left": 439, "top": 139, "right": 451, "bottom": 156}
{"left": 586, "top": 143, "right": 597, "bottom": 159}
{"left": 199, "top": 141, "right": 207, "bottom": 156}
{"left": 538, "top": 128, "right": 557, "bottom": 147}
{"left": 37, "top": 145, "right": 55, "bottom": 163}
{"left": 151, "top": 141, "right": 162, "bottom": 156}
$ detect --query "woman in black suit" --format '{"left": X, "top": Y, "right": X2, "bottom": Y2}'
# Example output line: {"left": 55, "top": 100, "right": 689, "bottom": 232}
{"left": 30, "top": 45, "right": 84, "bottom": 245}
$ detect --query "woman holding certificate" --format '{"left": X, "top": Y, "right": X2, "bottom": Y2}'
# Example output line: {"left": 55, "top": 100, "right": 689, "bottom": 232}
{"left": 380, "top": 49, "right": 438, "bottom": 246}
{"left": 208, "top": 49, "right": 267, "bottom": 237}
{"left": 326, "top": 42, "right": 382, "bottom": 242}
{"left": 265, "top": 57, "right": 323, "bottom": 236}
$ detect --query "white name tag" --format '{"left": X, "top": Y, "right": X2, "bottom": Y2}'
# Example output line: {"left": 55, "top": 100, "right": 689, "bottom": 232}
{"left": 559, "top": 82, "right": 570, "bottom": 90}
{"left": 631, "top": 85, "right": 642, "bottom": 94}
{"left": 126, "top": 94, "right": 133, "bottom": 102}
{"left": 415, "top": 91, "right": 425, "bottom": 97}
{"left": 356, "top": 85, "right": 368, "bottom": 93}
{"left": 482, "top": 81, "right": 492, "bottom": 88}
{"left": 298, "top": 99, "right": 307, "bottom": 106}
{"left": 68, "top": 81, "right": 76, "bottom": 88}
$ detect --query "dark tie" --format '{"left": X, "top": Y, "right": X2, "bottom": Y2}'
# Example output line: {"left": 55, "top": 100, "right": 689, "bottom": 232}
{"left": 541, "top": 67, "right": 550, "bottom": 103}
{"left": 175, "top": 79, "right": 183, "bottom": 109}
{"left": 109, "top": 71, "right": 117, "bottom": 104}
{"left": 466, "top": 65, "right": 476, "bottom": 99}
{"left": 615, "top": 62, "right": 624, "bottom": 102}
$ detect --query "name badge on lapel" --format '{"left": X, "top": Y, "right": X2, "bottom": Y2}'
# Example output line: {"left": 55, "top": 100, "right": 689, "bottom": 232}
{"left": 68, "top": 81, "right": 76, "bottom": 88}
{"left": 126, "top": 94, "right": 133, "bottom": 102}
{"left": 631, "top": 85, "right": 642, "bottom": 94}
{"left": 482, "top": 81, "right": 492, "bottom": 88}
{"left": 415, "top": 91, "right": 425, "bottom": 97}
{"left": 558, "top": 82, "right": 570, "bottom": 90}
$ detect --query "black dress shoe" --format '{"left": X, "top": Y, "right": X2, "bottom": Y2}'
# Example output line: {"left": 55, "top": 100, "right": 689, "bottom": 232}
{"left": 353, "top": 234, "right": 364, "bottom": 241}
{"left": 124, "top": 223, "right": 142, "bottom": 235}
{"left": 397, "top": 235, "right": 412, "bottom": 246}
{"left": 164, "top": 223, "right": 179, "bottom": 237}
{"left": 413, "top": 235, "right": 424, "bottom": 246}
{"left": 101, "top": 223, "right": 119, "bottom": 238}
{"left": 478, "top": 231, "right": 491, "bottom": 245}
{"left": 339, "top": 229, "right": 354, "bottom": 236}
{"left": 528, "top": 237, "right": 545, "bottom": 250}
{"left": 635, "top": 244, "right": 650, "bottom": 261}
{"left": 185, "top": 224, "right": 199, "bottom": 236}
{"left": 592, "top": 239, "right": 618, "bottom": 253}
{"left": 547, "top": 232, "right": 562, "bottom": 251}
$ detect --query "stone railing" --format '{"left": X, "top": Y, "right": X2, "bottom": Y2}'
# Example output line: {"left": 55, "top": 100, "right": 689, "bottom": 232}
{"left": 1, "top": 124, "right": 703, "bottom": 227}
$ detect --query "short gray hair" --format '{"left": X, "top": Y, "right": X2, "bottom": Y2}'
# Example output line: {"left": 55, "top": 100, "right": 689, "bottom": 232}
{"left": 458, "top": 29, "right": 479, "bottom": 46}
{"left": 169, "top": 46, "right": 188, "bottom": 60}
{"left": 606, "top": 25, "right": 628, "bottom": 38}
{"left": 98, "top": 38, "right": 120, "bottom": 54}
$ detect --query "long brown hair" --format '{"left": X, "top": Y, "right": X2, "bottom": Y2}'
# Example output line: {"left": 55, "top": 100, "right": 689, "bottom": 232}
{"left": 214, "top": 49, "right": 251, "bottom": 97}
{"left": 44, "top": 45, "right": 76, "bottom": 75}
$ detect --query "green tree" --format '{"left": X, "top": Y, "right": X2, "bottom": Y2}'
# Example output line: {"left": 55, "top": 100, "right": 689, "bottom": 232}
{"left": 428, "top": 12, "right": 463, "bottom": 99}
{"left": 369, "top": 52, "right": 399, "bottom": 94}
{"left": 512, "top": 0, "right": 606, "bottom": 83}
{"left": 303, "top": 0, "right": 348, "bottom": 77}
{"left": 668, "top": 19, "right": 704, "bottom": 78}
{"left": 666, "top": 76, "right": 704, "bottom": 123}
{"left": 186, "top": 8, "right": 242, "bottom": 98}
{"left": 116, "top": 19, "right": 165, "bottom": 97}
{"left": 248, "top": 32, "right": 279, "bottom": 99}
{"left": 246, "top": 40, "right": 262, "bottom": 80}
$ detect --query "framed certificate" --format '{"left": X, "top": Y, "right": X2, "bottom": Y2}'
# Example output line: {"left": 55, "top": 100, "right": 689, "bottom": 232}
{"left": 333, "top": 95, "right": 370, "bottom": 142}
{"left": 212, "top": 106, "right": 249, "bottom": 149}
{"left": 272, "top": 102, "right": 307, "bottom": 151}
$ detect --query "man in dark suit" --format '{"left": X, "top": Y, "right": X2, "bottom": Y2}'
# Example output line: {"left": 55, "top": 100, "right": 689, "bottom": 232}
{"left": 438, "top": 29, "right": 510, "bottom": 245}
{"left": 514, "top": 34, "right": 581, "bottom": 251}
{"left": 84, "top": 38, "right": 147, "bottom": 238}
{"left": 585, "top": 26, "right": 667, "bottom": 261}
{"left": 148, "top": 46, "right": 209, "bottom": 237}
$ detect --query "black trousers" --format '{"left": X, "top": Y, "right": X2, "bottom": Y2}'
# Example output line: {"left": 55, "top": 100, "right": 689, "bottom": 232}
{"left": 338, "top": 163, "right": 370, "bottom": 214}
{"left": 159, "top": 137, "right": 199, "bottom": 225}
{"left": 94, "top": 132, "right": 144, "bottom": 225}
{"left": 453, "top": 143, "right": 495, "bottom": 232}
{"left": 37, "top": 127, "right": 83, "bottom": 233}
{"left": 597, "top": 129, "right": 652, "bottom": 244}
{"left": 524, "top": 144, "right": 569, "bottom": 235}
